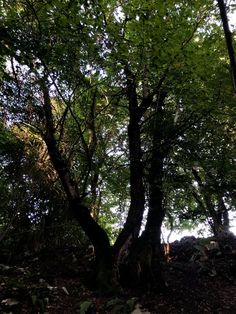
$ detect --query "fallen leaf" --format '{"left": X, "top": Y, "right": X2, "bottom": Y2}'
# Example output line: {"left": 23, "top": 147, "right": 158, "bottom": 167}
{"left": 131, "top": 303, "right": 150, "bottom": 314}
{"left": 1, "top": 298, "right": 19, "bottom": 307}
{"left": 62, "top": 286, "right": 70, "bottom": 295}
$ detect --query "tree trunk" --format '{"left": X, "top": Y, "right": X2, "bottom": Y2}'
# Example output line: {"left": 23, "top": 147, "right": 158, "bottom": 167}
{"left": 217, "top": 0, "right": 236, "bottom": 93}
{"left": 120, "top": 92, "right": 168, "bottom": 290}
{"left": 221, "top": 199, "right": 230, "bottom": 229}
{"left": 113, "top": 67, "right": 145, "bottom": 255}
{"left": 41, "top": 81, "right": 115, "bottom": 292}
{"left": 120, "top": 149, "right": 167, "bottom": 290}
{"left": 214, "top": 198, "right": 230, "bottom": 237}
{"left": 191, "top": 168, "right": 219, "bottom": 237}
{"left": 142, "top": 92, "right": 167, "bottom": 290}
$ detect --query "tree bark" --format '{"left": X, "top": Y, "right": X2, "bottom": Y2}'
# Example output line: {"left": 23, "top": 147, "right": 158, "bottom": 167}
{"left": 217, "top": 0, "right": 236, "bottom": 93}
{"left": 113, "top": 67, "right": 145, "bottom": 255}
{"left": 218, "top": 197, "right": 230, "bottom": 233}
{"left": 41, "top": 81, "right": 114, "bottom": 291}
{"left": 142, "top": 92, "right": 167, "bottom": 289}
{"left": 121, "top": 92, "right": 168, "bottom": 290}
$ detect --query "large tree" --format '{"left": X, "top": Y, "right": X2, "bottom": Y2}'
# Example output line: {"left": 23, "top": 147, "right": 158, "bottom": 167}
{"left": 0, "top": 0, "right": 235, "bottom": 291}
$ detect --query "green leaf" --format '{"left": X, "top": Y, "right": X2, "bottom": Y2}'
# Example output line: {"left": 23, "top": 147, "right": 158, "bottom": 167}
{"left": 79, "top": 300, "right": 93, "bottom": 314}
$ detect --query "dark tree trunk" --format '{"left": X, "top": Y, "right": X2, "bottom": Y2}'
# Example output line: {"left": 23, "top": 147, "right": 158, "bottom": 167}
{"left": 120, "top": 92, "right": 168, "bottom": 290}
{"left": 41, "top": 82, "right": 115, "bottom": 292}
{"left": 221, "top": 199, "right": 230, "bottom": 229}
{"left": 217, "top": 0, "right": 236, "bottom": 92}
{"left": 215, "top": 198, "right": 230, "bottom": 236}
{"left": 122, "top": 154, "right": 167, "bottom": 289}
{"left": 145, "top": 153, "right": 165, "bottom": 249}
{"left": 113, "top": 67, "right": 145, "bottom": 255}
{"left": 142, "top": 92, "right": 167, "bottom": 289}
{"left": 192, "top": 168, "right": 219, "bottom": 237}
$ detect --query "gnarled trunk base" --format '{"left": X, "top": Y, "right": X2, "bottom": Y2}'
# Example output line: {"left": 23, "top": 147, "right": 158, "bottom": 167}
{"left": 118, "top": 235, "right": 166, "bottom": 292}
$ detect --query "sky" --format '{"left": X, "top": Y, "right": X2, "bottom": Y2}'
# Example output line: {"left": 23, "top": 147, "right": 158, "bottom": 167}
{"left": 163, "top": 211, "right": 236, "bottom": 243}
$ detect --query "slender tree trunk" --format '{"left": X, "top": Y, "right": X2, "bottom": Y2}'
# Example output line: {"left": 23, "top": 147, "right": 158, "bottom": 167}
{"left": 113, "top": 67, "right": 145, "bottom": 255}
{"left": 221, "top": 200, "right": 230, "bottom": 229}
{"left": 142, "top": 92, "right": 167, "bottom": 289}
{"left": 87, "top": 91, "right": 101, "bottom": 220}
{"left": 145, "top": 154, "right": 165, "bottom": 247}
{"left": 41, "top": 81, "right": 115, "bottom": 292}
{"left": 191, "top": 168, "right": 230, "bottom": 238}
{"left": 90, "top": 170, "right": 100, "bottom": 220}
{"left": 142, "top": 154, "right": 166, "bottom": 289}
{"left": 217, "top": 197, "right": 230, "bottom": 233}
{"left": 192, "top": 168, "right": 218, "bottom": 236}
{"left": 217, "top": 0, "right": 236, "bottom": 92}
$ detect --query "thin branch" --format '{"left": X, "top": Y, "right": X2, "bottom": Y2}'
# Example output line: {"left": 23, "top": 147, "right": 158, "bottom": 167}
{"left": 10, "top": 57, "right": 21, "bottom": 98}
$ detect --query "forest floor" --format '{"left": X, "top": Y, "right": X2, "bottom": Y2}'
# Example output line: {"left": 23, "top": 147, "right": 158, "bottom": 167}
{"left": 1, "top": 234, "right": 236, "bottom": 313}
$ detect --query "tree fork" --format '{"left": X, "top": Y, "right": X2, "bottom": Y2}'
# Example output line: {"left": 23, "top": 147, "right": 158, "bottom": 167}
{"left": 113, "top": 66, "right": 145, "bottom": 255}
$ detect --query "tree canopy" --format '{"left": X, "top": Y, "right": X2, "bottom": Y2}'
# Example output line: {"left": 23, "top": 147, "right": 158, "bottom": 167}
{"left": 0, "top": 0, "right": 235, "bottom": 293}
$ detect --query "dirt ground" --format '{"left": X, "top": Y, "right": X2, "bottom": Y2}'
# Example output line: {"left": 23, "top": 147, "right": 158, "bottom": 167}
{"left": 1, "top": 235, "right": 236, "bottom": 313}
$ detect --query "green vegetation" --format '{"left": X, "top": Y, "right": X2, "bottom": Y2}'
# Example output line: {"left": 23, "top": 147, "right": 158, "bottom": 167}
{"left": 0, "top": 0, "right": 235, "bottom": 305}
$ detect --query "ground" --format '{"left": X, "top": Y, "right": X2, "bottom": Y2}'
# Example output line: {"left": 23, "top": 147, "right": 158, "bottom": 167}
{"left": 1, "top": 235, "right": 236, "bottom": 313}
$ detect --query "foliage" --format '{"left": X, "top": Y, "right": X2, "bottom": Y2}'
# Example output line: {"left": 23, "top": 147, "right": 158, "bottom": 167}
{"left": 79, "top": 300, "right": 93, "bottom": 314}
{"left": 0, "top": 0, "right": 235, "bottom": 293}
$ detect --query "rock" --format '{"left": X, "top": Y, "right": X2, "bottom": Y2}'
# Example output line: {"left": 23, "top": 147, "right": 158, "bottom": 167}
{"left": 1, "top": 298, "right": 19, "bottom": 307}
{"left": 131, "top": 303, "right": 150, "bottom": 314}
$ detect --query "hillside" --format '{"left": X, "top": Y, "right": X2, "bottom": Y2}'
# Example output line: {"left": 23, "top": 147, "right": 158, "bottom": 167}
{"left": 1, "top": 234, "right": 236, "bottom": 313}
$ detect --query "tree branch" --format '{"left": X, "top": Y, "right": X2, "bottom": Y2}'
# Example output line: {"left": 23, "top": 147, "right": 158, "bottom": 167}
{"left": 217, "top": 0, "right": 236, "bottom": 93}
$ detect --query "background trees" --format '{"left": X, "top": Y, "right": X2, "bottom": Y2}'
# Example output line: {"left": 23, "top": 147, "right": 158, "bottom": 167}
{"left": 0, "top": 0, "right": 235, "bottom": 290}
